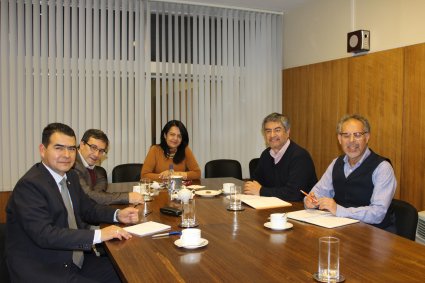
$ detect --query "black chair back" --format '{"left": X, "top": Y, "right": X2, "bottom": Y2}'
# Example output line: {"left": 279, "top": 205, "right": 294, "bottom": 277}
{"left": 390, "top": 199, "right": 418, "bottom": 240}
{"left": 0, "top": 223, "right": 10, "bottom": 282}
{"left": 112, "top": 163, "right": 143, "bottom": 183}
{"left": 204, "top": 159, "right": 242, "bottom": 180}
{"left": 249, "top": 158, "right": 259, "bottom": 179}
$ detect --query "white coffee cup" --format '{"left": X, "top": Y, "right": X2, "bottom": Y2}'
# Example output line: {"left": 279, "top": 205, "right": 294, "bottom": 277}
{"left": 222, "top": 183, "right": 235, "bottom": 194}
{"left": 180, "top": 228, "right": 202, "bottom": 246}
{"left": 270, "top": 213, "right": 287, "bottom": 228}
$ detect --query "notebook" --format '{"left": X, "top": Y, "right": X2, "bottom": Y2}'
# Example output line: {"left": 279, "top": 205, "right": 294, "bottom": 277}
{"left": 240, "top": 195, "right": 292, "bottom": 209}
{"left": 123, "top": 221, "right": 171, "bottom": 237}
{"left": 287, "top": 209, "right": 359, "bottom": 228}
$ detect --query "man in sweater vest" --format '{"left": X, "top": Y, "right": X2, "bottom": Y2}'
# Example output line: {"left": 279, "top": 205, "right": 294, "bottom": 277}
{"left": 244, "top": 113, "right": 317, "bottom": 201}
{"left": 304, "top": 114, "right": 396, "bottom": 229}
{"left": 74, "top": 129, "right": 144, "bottom": 205}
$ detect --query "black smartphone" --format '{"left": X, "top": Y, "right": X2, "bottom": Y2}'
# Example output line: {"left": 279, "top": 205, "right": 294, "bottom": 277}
{"left": 160, "top": 206, "right": 183, "bottom": 217}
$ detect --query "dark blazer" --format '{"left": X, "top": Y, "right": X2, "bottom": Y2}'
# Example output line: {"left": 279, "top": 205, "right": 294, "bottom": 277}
{"left": 74, "top": 154, "right": 129, "bottom": 205}
{"left": 6, "top": 163, "right": 117, "bottom": 282}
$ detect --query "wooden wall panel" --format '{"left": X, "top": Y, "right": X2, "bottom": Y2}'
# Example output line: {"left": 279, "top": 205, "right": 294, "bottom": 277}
{"left": 283, "top": 59, "right": 348, "bottom": 177}
{"left": 283, "top": 43, "right": 425, "bottom": 211}
{"left": 402, "top": 44, "right": 425, "bottom": 209}
{"left": 0, "top": 191, "right": 11, "bottom": 223}
{"left": 347, "top": 49, "right": 404, "bottom": 199}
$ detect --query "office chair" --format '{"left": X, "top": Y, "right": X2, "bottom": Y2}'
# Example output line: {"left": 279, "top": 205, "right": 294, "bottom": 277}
{"left": 249, "top": 158, "right": 260, "bottom": 179}
{"left": 112, "top": 163, "right": 143, "bottom": 183}
{"left": 97, "top": 166, "right": 108, "bottom": 179}
{"left": 0, "top": 223, "right": 10, "bottom": 282}
{"left": 204, "top": 159, "right": 242, "bottom": 180}
{"left": 390, "top": 199, "right": 418, "bottom": 241}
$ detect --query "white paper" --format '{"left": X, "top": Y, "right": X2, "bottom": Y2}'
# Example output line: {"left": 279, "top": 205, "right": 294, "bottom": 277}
{"left": 123, "top": 221, "right": 171, "bottom": 237}
{"left": 287, "top": 209, "right": 359, "bottom": 229}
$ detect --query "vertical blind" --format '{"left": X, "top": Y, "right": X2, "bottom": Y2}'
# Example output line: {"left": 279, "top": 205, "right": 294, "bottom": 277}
{"left": 0, "top": 0, "right": 282, "bottom": 191}
{"left": 0, "top": 0, "right": 151, "bottom": 190}
{"left": 150, "top": 1, "right": 282, "bottom": 177}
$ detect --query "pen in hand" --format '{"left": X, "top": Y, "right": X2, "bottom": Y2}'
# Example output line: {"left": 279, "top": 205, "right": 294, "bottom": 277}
{"left": 300, "top": 190, "right": 318, "bottom": 203}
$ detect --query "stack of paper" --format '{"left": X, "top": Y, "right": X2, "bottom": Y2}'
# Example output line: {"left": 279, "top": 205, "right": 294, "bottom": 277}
{"left": 287, "top": 209, "right": 359, "bottom": 228}
{"left": 240, "top": 195, "right": 292, "bottom": 209}
{"left": 123, "top": 221, "right": 171, "bottom": 237}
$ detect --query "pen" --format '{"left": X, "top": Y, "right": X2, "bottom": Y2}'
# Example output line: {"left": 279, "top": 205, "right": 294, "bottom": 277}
{"left": 152, "top": 231, "right": 182, "bottom": 238}
{"left": 300, "top": 190, "right": 318, "bottom": 203}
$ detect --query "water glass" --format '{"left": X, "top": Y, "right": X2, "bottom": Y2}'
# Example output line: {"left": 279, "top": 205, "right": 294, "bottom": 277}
{"left": 318, "top": 236, "right": 340, "bottom": 280}
{"left": 181, "top": 198, "right": 197, "bottom": 228}
{"left": 140, "top": 178, "right": 152, "bottom": 202}
{"left": 228, "top": 185, "right": 242, "bottom": 210}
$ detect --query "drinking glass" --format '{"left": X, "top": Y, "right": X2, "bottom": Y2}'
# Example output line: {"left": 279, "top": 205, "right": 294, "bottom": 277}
{"left": 140, "top": 178, "right": 153, "bottom": 202}
{"left": 317, "top": 236, "right": 342, "bottom": 281}
{"left": 227, "top": 185, "right": 243, "bottom": 211}
{"left": 180, "top": 198, "right": 197, "bottom": 228}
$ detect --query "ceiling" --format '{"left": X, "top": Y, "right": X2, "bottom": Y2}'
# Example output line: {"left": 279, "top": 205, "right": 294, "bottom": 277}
{"left": 174, "top": 0, "right": 308, "bottom": 13}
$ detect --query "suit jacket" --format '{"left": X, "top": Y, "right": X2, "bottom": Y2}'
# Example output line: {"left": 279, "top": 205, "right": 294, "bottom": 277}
{"left": 6, "top": 163, "right": 117, "bottom": 282}
{"left": 74, "top": 154, "right": 129, "bottom": 205}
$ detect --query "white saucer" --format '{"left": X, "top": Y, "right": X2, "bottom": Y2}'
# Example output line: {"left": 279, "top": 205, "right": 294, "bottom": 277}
{"left": 264, "top": 222, "right": 293, "bottom": 231}
{"left": 187, "top": 185, "right": 206, "bottom": 190}
{"left": 195, "top": 190, "right": 222, "bottom": 197}
{"left": 174, "top": 238, "right": 209, "bottom": 249}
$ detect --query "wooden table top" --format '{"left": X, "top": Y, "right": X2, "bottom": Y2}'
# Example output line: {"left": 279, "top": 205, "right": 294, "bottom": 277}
{"left": 106, "top": 178, "right": 425, "bottom": 283}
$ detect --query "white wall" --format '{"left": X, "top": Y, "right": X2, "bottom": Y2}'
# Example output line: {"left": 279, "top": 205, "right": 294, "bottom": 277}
{"left": 283, "top": 0, "right": 425, "bottom": 69}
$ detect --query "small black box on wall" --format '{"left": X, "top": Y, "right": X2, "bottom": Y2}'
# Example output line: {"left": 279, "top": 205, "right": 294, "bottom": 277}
{"left": 347, "top": 30, "right": 370, "bottom": 53}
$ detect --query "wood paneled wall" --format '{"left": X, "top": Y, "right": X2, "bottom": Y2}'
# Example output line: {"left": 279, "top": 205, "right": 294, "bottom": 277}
{"left": 283, "top": 43, "right": 425, "bottom": 211}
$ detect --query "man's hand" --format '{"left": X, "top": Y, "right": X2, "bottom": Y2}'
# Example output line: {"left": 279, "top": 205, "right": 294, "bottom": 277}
{"left": 101, "top": 225, "right": 132, "bottom": 242}
{"left": 316, "top": 197, "right": 337, "bottom": 215}
{"left": 304, "top": 191, "right": 318, "bottom": 208}
{"left": 117, "top": 207, "right": 139, "bottom": 224}
{"left": 244, "top": 180, "right": 261, "bottom": 195}
{"left": 129, "top": 192, "right": 144, "bottom": 205}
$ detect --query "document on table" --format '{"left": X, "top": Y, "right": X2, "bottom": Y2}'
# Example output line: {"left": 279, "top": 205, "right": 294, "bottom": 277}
{"left": 240, "top": 195, "right": 292, "bottom": 209}
{"left": 287, "top": 209, "right": 359, "bottom": 228}
{"left": 123, "top": 221, "right": 171, "bottom": 237}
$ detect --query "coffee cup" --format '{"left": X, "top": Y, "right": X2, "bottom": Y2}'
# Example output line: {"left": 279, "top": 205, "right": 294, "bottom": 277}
{"left": 270, "top": 213, "right": 287, "bottom": 228}
{"left": 180, "top": 228, "right": 201, "bottom": 246}
{"left": 222, "top": 183, "right": 234, "bottom": 194}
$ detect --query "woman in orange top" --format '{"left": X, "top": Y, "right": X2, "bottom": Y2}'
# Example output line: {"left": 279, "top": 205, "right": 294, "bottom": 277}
{"left": 141, "top": 120, "right": 201, "bottom": 181}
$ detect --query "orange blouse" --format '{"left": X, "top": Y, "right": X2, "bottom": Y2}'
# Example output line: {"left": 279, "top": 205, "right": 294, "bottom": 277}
{"left": 141, "top": 145, "right": 201, "bottom": 180}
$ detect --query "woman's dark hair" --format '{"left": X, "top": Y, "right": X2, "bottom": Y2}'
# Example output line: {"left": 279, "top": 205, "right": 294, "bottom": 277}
{"left": 159, "top": 120, "right": 189, "bottom": 164}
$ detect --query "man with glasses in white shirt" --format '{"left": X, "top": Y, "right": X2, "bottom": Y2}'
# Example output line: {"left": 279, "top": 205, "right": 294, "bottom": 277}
{"left": 304, "top": 114, "right": 397, "bottom": 230}
{"left": 74, "top": 129, "right": 144, "bottom": 205}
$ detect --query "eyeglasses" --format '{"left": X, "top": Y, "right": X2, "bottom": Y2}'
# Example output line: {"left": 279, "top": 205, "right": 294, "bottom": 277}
{"left": 339, "top": 132, "right": 368, "bottom": 140}
{"left": 84, "top": 141, "right": 107, "bottom": 155}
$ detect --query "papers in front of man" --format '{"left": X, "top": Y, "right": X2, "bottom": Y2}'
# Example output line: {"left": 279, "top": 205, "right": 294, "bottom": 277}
{"left": 287, "top": 209, "right": 359, "bottom": 229}
{"left": 123, "top": 221, "right": 171, "bottom": 237}
{"left": 240, "top": 195, "right": 292, "bottom": 209}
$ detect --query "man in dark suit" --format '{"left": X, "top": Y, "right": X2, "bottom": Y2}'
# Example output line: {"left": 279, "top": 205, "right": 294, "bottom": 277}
{"left": 244, "top": 113, "right": 317, "bottom": 201}
{"left": 74, "top": 129, "right": 143, "bottom": 205}
{"left": 6, "top": 123, "right": 139, "bottom": 282}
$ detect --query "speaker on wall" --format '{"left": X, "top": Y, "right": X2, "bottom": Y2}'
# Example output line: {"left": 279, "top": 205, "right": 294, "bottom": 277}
{"left": 347, "top": 30, "right": 370, "bottom": 53}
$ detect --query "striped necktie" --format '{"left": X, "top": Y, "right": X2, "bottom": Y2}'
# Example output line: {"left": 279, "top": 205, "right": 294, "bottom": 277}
{"left": 59, "top": 178, "right": 84, "bottom": 268}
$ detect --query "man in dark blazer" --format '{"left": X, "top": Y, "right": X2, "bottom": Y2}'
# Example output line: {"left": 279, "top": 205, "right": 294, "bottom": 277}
{"left": 244, "top": 113, "right": 317, "bottom": 201}
{"left": 74, "top": 129, "right": 143, "bottom": 205}
{"left": 6, "top": 123, "right": 139, "bottom": 282}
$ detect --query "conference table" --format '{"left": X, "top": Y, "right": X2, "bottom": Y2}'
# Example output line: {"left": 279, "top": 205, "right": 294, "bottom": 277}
{"left": 106, "top": 178, "right": 425, "bottom": 282}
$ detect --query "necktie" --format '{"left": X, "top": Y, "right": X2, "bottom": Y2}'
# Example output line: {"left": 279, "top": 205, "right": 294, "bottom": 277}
{"left": 59, "top": 178, "right": 84, "bottom": 268}
{"left": 87, "top": 168, "right": 97, "bottom": 186}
